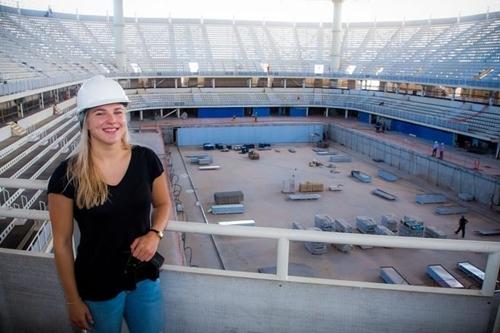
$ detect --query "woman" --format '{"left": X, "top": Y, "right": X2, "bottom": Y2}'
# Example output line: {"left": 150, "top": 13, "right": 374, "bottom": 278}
{"left": 48, "top": 75, "right": 171, "bottom": 333}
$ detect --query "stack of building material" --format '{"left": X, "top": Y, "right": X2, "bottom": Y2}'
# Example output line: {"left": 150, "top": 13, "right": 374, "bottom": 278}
{"left": 214, "top": 191, "right": 244, "bottom": 205}
{"left": 333, "top": 217, "right": 354, "bottom": 253}
{"left": 299, "top": 181, "right": 324, "bottom": 192}
{"left": 378, "top": 170, "right": 398, "bottom": 182}
{"left": 334, "top": 218, "right": 353, "bottom": 233}
{"left": 356, "top": 216, "right": 377, "bottom": 234}
{"left": 314, "top": 214, "right": 335, "bottom": 232}
{"left": 415, "top": 194, "right": 447, "bottom": 204}
{"left": 399, "top": 216, "right": 424, "bottom": 237}
{"left": 381, "top": 214, "right": 399, "bottom": 233}
{"left": 282, "top": 178, "right": 295, "bottom": 193}
{"left": 190, "top": 155, "right": 213, "bottom": 165}
{"left": 210, "top": 204, "right": 245, "bottom": 214}
{"left": 372, "top": 188, "right": 397, "bottom": 200}
{"left": 457, "top": 261, "right": 488, "bottom": 284}
{"left": 248, "top": 151, "right": 260, "bottom": 160}
{"left": 329, "top": 155, "right": 352, "bottom": 163}
{"left": 304, "top": 227, "right": 328, "bottom": 255}
{"left": 291, "top": 222, "right": 327, "bottom": 255}
{"left": 202, "top": 143, "right": 215, "bottom": 150}
{"left": 375, "top": 225, "right": 395, "bottom": 236}
{"left": 288, "top": 194, "right": 321, "bottom": 200}
{"left": 435, "top": 206, "right": 468, "bottom": 215}
{"left": 380, "top": 266, "right": 410, "bottom": 285}
{"left": 424, "top": 226, "right": 447, "bottom": 238}
{"left": 351, "top": 170, "right": 372, "bottom": 183}
{"left": 426, "top": 264, "right": 464, "bottom": 288}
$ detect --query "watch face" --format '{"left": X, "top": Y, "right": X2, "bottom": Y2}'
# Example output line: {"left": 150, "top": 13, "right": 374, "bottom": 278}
{"left": 158, "top": 230, "right": 164, "bottom": 238}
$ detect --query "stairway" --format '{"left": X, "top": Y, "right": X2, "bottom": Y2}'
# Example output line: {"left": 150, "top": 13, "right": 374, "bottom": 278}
{"left": 7, "top": 122, "right": 27, "bottom": 136}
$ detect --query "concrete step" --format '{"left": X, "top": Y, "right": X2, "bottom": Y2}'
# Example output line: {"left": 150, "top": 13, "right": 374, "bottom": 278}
{"left": 7, "top": 122, "right": 27, "bottom": 136}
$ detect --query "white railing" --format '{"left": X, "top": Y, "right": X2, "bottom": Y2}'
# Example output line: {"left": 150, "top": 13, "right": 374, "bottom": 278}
{"left": 25, "top": 220, "right": 52, "bottom": 253}
{"left": 0, "top": 204, "right": 499, "bottom": 297}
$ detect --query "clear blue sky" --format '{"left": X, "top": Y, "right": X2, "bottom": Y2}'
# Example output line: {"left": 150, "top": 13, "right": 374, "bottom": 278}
{"left": 3, "top": 0, "right": 500, "bottom": 22}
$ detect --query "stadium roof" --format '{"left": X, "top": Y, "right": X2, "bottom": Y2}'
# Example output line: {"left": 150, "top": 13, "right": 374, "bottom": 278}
{"left": 2, "top": 0, "right": 500, "bottom": 23}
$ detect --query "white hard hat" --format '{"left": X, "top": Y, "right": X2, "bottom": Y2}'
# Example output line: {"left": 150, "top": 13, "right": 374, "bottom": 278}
{"left": 76, "top": 75, "right": 129, "bottom": 114}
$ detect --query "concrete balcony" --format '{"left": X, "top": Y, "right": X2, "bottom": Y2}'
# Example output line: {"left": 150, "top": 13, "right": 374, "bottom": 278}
{"left": 1, "top": 211, "right": 500, "bottom": 333}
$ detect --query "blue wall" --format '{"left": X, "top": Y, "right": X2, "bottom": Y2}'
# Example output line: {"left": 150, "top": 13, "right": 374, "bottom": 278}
{"left": 198, "top": 107, "right": 244, "bottom": 118}
{"left": 290, "top": 107, "right": 307, "bottom": 117}
{"left": 358, "top": 112, "right": 370, "bottom": 123}
{"left": 253, "top": 107, "right": 270, "bottom": 117}
{"left": 177, "top": 124, "right": 324, "bottom": 146}
{"left": 391, "top": 120, "right": 454, "bottom": 145}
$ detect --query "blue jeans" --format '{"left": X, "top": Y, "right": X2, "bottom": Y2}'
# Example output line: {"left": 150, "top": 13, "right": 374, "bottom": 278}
{"left": 85, "top": 279, "right": 164, "bottom": 333}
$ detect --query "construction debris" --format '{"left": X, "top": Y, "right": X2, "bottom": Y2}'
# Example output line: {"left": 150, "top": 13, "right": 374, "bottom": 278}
{"left": 308, "top": 159, "right": 323, "bottom": 167}
{"left": 248, "top": 150, "right": 260, "bottom": 160}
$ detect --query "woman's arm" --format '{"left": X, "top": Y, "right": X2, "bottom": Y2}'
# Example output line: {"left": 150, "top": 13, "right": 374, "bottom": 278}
{"left": 130, "top": 171, "right": 172, "bottom": 261}
{"left": 48, "top": 193, "right": 93, "bottom": 330}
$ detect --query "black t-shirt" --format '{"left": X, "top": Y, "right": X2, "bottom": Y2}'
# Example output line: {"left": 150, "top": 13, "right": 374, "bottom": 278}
{"left": 48, "top": 145, "right": 164, "bottom": 301}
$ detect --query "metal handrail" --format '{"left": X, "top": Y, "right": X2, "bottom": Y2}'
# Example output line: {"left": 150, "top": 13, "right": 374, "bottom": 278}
{"left": 0, "top": 205, "right": 499, "bottom": 297}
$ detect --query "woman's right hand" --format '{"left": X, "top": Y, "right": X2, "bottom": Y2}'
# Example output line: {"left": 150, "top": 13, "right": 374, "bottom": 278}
{"left": 67, "top": 299, "right": 94, "bottom": 330}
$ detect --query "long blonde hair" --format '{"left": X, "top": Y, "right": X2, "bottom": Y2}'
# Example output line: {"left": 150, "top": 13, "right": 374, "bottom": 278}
{"left": 67, "top": 114, "right": 131, "bottom": 209}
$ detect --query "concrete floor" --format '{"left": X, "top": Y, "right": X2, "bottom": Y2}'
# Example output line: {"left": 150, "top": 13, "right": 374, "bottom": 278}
{"left": 173, "top": 141, "right": 500, "bottom": 288}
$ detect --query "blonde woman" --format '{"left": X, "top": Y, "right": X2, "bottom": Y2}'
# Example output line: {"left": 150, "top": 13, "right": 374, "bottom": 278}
{"left": 48, "top": 75, "right": 171, "bottom": 333}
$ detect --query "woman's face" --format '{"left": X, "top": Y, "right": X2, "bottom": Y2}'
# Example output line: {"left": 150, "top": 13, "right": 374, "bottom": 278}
{"left": 85, "top": 103, "right": 127, "bottom": 146}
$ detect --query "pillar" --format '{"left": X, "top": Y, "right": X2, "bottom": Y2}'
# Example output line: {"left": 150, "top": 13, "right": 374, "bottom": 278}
{"left": 40, "top": 93, "right": 44, "bottom": 109}
{"left": 331, "top": 0, "right": 343, "bottom": 71}
{"left": 344, "top": 109, "right": 348, "bottom": 119}
{"left": 140, "top": 110, "right": 143, "bottom": 121}
{"left": 113, "top": 0, "right": 126, "bottom": 71}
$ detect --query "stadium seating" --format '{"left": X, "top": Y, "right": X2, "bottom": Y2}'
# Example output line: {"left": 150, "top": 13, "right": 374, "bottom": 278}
{"left": 0, "top": 6, "right": 498, "bottom": 86}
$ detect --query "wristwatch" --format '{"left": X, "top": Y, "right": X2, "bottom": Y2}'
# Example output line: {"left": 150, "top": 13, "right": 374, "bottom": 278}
{"left": 149, "top": 228, "right": 164, "bottom": 239}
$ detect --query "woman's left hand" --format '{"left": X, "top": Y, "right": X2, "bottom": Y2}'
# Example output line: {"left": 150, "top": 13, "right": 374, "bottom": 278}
{"left": 130, "top": 232, "right": 160, "bottom": 261}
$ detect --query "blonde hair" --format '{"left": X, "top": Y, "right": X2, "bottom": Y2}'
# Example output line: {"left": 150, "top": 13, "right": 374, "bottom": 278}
{"left": 67, "top": 114, "right": 131, "bottom": 209}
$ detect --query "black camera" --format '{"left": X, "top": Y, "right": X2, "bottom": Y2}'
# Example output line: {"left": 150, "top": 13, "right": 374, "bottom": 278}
{"left": 123, "top": 252, "right": 164, "bottom": 283}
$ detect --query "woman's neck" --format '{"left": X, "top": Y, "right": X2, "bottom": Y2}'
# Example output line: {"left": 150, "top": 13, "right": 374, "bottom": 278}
{"left": 90, "top": 141, "right": 128, "bottom": 161}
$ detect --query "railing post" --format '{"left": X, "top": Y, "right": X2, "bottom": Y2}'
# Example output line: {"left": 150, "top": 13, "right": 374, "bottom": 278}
{"left": 276, "top": 238, "right": 289, "bottom": 281}
{"left": 481, "top": 251, "right": 500, "bottom": 296}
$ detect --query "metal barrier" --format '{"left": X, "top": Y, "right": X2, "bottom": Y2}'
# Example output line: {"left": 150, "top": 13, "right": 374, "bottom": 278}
{"left": 0, "top": 202, "right": 499, "bottom": 297}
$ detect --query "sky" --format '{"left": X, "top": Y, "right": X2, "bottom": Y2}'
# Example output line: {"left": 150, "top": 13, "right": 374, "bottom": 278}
{"left": 1, "top": 0, "right": 500, "bottom": 22}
